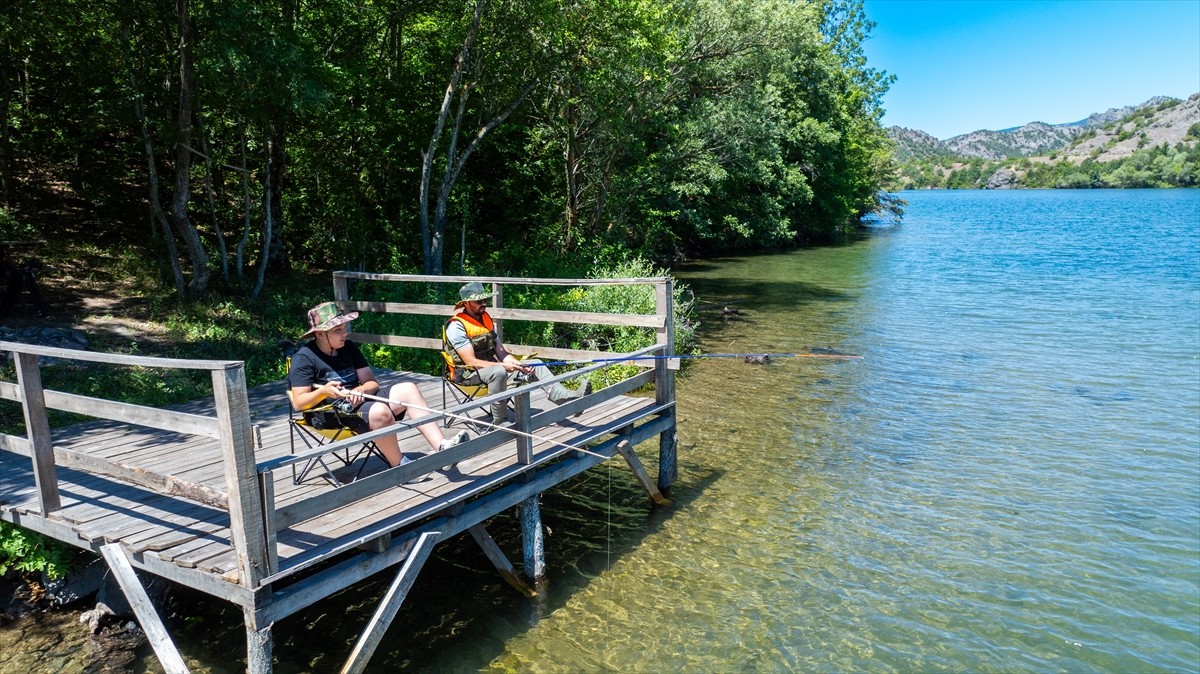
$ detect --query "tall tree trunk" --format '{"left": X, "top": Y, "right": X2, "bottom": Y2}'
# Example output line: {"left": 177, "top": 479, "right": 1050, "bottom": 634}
{"left": 418, "top": 0, "right": 479, "bottom": 275}
{"left": 197, "top": 111, "right": 229, "bottom": 283}
{"left": 418, "top": 0, "right": 537, "bottom": 274}
{"left": 170, "top": 0, "right": 209, "bottom": 297}
{"left": 265, "top": 122, "right": 287, "bottom": 273}
{"left": 235, "top": 128, "right": 251, "bottom": 286}
{"left": 562, "top": 95, "right": 582, "bottom": 252}
{"left": 134, "top": 91, "right": 185, "bottom": 297}
{"left": 252, "top": 136, "right": 273, "bottom": 300}
{"left": 0, "top": 34, "right": 12, "bottom": 210}
{"left": 125, "top": 23, "right": 185, "bottom": 297}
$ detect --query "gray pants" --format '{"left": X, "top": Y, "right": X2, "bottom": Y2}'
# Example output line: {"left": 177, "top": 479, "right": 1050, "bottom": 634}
{"left": 456, "top": 360, "right": 578, "bottom": 421}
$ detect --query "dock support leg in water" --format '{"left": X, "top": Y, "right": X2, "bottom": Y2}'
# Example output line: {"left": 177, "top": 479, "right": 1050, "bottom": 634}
{"left": 658, "top": 429, "right": 677, "bottom": 493}
{"left": 244, "top": 608, "right": 273, "bottom": 674}
{"left": 469, "top": 524, "right": 537, "bottom": 597}
{"left": 519, "top": 495, "right": 546, "bottom": 581}
{"left": 99, "top": 543, "right": 190, "bottom": 674}
{"left": 340, "top": 531, "right": 440, "bottom": 674}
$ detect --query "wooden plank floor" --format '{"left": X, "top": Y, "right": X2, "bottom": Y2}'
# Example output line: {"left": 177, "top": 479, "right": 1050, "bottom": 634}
{"left": 0, "top": 370, "right": 656, "bottom": 591}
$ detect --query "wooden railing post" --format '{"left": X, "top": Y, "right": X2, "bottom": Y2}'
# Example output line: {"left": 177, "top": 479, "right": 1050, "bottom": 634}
{"left": 654, "top": 278, "right": 678, "bottom": 491}
{"left": 212, "top": 365, "right": 270, "bottom": 588}
{"left": 332, "top": 272, "right": 350, "bottom": 304}
{"left": 491, "top": 282, "right": 504, "bottom": 345}
{"left": 14, "top": 352, "right": 60, "bottom": 514}
{"left": 513, "top": 389, "right": 532, "bottom": 465}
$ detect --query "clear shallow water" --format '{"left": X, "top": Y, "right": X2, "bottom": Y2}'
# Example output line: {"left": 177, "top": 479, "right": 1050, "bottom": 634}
{"left": 483, "top": 189, "right": 1200, "bottom": 673}
{"left": 7, "top": 190, "right": 1198, "bottom": 673}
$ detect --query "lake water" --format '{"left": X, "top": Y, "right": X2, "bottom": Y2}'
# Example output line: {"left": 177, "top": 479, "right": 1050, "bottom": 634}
{"left": 467, "top": 189, "right": 1199, "bottom": 673}
{"left": 5, "top": 189, "right": 1199, "bottom": 672}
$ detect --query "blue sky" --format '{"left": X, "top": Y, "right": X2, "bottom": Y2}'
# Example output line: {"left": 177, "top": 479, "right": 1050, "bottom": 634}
{"left": 861, "top": 0, "right": 1200, "bottom": 139}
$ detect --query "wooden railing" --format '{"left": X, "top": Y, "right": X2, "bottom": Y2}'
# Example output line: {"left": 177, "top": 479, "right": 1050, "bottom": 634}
{"left": 329, "top": 272, "right": 675, "bottom": 366}
{"left": 0, "top": 341, "right": 270, "bottom": 588}
{"left": 0, "top": 274, "right": 677, "bottom": 590}
{"left": 251, "top": 273, "right": 677, "bottom": 581}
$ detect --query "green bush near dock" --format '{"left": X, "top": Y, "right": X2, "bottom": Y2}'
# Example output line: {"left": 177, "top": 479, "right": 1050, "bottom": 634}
{"left": 0, "top": 521, "right": 75, "bottom": 580}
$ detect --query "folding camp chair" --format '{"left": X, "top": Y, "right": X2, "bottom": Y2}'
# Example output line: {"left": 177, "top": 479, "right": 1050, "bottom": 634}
{"left": 440, "top": 352, "right": 491, "bottom": 431}
{"left": 283, "top": 349, "right": 390, "bottom": 486}
{"left": 286, "top": 391, "right": 391, "bottom": 486}
{"left": 439, "top": 352, "right": 539, "bottom": 431}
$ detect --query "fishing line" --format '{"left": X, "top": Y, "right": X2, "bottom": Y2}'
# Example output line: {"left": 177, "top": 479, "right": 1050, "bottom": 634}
{"left": 350, "top": 391, "right": 612, "bottom": 460}
{"left": 534, "top": 351, "right": 863, "bottom": 367}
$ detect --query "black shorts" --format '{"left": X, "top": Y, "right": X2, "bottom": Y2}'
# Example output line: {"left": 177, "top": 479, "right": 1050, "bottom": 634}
{"left": 303, "top": 384, "right": 405, "bottom": 432}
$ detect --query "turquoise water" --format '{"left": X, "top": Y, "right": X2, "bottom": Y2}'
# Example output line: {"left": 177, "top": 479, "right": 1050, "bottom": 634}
{"left": 478, "top": 189, "right": 1200, "bottom": 672}
{"left": 10, "top": 189, "right": 1196, "bottom": 672}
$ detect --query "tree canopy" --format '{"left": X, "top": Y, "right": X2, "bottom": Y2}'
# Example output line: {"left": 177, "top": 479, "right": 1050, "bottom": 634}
{"left": 1, "top": 0, "right": 894, "bottom": 296}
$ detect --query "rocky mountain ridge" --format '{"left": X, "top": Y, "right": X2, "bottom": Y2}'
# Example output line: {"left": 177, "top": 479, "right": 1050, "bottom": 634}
{"left": 887, "top": 95, "right": 1182, "bottom": 161}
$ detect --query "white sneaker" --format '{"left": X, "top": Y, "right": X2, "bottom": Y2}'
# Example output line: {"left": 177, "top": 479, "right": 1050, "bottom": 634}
{"left": 439, "top": 430, "right": 469, "bottom": 470}
{"left": 439, "top": 430, "right": 469, "bottom": 451}
{"left": 397, "top": 457, "right": 434, "bottom": 483}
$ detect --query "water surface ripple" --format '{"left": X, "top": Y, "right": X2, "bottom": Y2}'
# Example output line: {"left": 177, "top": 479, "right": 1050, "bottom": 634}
{"left": 489, "top": 189, "right": 1200, "bottom": 673}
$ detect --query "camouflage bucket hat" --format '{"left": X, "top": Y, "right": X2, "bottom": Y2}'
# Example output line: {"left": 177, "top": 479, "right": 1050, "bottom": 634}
{"left": 457, "top": 282, "right": 495, "bottom": 305}
{"left": 303, "top": 301, "right": 359, "bottom": 337}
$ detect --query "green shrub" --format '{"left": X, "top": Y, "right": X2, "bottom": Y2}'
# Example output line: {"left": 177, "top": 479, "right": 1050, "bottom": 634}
{"left": 0, "top": 208, "right": 41, "bottom": 240}
{"left": 0, "top": 521, "right": 76, "bottom": 579}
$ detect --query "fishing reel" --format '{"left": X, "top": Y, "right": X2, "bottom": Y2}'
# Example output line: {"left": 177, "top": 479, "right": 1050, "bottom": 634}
{"left": 330, "top": 397, "right": 357, "bottom": 414}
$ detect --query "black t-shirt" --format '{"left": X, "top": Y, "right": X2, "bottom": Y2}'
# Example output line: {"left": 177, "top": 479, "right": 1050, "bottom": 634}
{"left": 286, "top": 340, "right": 370, "bottom": 391}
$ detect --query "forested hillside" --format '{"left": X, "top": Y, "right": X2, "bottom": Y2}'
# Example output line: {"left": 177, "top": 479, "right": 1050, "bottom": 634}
{"left": 890, "top": 94, "right": 1200, "bottom": 190}
{"left": 0, "top": 0, "right": 894, "bottom": 300}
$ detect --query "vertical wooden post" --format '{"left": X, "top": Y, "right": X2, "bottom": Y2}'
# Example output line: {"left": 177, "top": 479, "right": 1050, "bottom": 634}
{"left": 519, "top": 496, "right": 545, "bottom": 581}
{"left": 332, "top": 272, "right": 349, "bottom": 304}
{"left": 513, "top": 390, "right": 532, "bottom": 464}
{"left": 212, "top": 366, "right": 270, "bottom": 589}
{"left": 244, "top": 606, "right": 273, "bottom": 674}
{"left": 14, "top": 352, "right": 59, "bottom": 514}
{"left": 654, "top": 278, "right": 678, "bottom": 492}
{"left": 491, "top": 282, "right": 504, "bottom": 346}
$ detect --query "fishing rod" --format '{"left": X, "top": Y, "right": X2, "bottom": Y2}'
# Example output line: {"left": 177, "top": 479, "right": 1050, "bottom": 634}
{"left": 350, "top": 391, "right": 613, "bottom": 461}
{"left": 532, "top": 351, "right": 863, "bottom": 367}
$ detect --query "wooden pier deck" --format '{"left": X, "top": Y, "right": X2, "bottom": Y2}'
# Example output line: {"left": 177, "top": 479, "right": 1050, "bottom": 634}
{"left": 0, "top": 273, "right": 679, "bottom": 673}
{"left": 1, "top": 369, "right": 663, "bottom": 581}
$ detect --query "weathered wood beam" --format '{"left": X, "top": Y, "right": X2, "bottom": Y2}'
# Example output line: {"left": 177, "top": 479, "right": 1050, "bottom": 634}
{"left": 339, "top": 531, "right": 440, "bottom": 674}
{"left": 14, "top": 352, "right": 59, "bottom": 514}
{"left": 615, "top": 440, "right": 669, "bottom": 505}
{"left": 212, "top": 367, "right": 270, "bottom": 589}
{"left": 56, "top": 446, "right": 229, "bottom": 509}
{"left": 99, "top": 543, "right": 191, "bottom": 674}
{"left": 468, "top": 524, "right": 536, "bottom": 597}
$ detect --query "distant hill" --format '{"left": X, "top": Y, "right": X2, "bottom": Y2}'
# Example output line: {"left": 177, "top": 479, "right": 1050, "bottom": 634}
{"left": 887, "top": 96, "right": 1177, "bottom": 161}
{"left": 1054, "top": 94, "right": 1199, "bottom": 163}
{"left": 888, "top": 93, "right": 1200, "bottom": 190}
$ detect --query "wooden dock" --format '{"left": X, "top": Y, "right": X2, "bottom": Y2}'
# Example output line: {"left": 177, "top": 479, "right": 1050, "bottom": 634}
{"left": 0, "top": 274, "right": 679, "bottom": 674}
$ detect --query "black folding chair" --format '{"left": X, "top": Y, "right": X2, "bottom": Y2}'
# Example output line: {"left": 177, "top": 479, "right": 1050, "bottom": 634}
{"left": 283, "top": 350, "right": 390, "bottom": 486}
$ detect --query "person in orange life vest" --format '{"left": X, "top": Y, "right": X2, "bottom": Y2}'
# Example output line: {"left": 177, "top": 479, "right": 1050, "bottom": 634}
{"left": 288, "top": 301, "right": 468, "bottom": 468}
{"left": 442, "top": 282, "right": 591, "bottom": 423}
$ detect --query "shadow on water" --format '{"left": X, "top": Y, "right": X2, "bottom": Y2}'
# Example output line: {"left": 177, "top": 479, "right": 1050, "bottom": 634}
{"left": 153, "top": 460, "right": 723, "bottom": 673}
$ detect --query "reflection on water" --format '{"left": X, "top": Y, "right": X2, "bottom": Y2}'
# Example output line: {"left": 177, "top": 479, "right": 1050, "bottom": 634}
{"left": 6, "top": 191, "right": 1198, "bottom": 673}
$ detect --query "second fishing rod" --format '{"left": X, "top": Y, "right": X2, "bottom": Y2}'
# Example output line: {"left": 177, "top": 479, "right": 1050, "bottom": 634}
{"left": 530, "top": 350, "right": 863, "bottom": 368}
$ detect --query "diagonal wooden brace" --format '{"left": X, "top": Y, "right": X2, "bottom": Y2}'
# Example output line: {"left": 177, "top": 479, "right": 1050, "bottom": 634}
{"left": 340, "top": 531, "right": 440, "bottom": 674}
{"left": 99, "top": 543, "right": 190, "bottom": 674}
{"left": 469, "top": 523, "right": 537, "bottom": 597}
{"left": 615, "top": 440, "right": 669, "bottom": 505}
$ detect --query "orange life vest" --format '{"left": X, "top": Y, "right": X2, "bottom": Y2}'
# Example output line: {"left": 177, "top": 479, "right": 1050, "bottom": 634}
{"left": 442, "top": 311, "right": 497, "bottom": 378}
